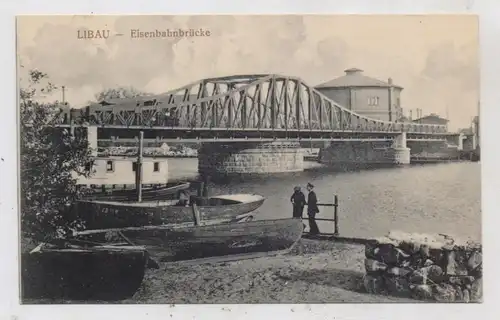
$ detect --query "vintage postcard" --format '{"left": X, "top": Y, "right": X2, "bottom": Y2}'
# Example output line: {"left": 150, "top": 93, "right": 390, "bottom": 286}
{"left": 17, "top": 14, "right": 481, "bottom": 304}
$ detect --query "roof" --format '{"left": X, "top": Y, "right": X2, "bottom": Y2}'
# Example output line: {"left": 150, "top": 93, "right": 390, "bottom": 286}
{"left": 316, "top": 68, "right": 403, "bottom": 89}
{"left": 412, "top": 114, "right": 449, "bottom": 123}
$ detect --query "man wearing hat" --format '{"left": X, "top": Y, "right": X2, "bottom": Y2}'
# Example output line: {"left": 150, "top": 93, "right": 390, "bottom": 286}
{"left": 290, "top": 186, "right": 306, "bottom": 219}
{"left": 306, "top": 182, "right": 320, "bottom": 235}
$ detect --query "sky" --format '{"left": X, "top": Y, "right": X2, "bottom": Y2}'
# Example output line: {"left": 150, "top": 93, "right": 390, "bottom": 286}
{"left": 16, "top": 15, "right": 479, "bottom": 130}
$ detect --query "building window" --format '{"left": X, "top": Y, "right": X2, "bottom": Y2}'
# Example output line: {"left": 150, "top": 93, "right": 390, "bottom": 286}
{"left": 106, "top": 160, "right": 114, "bottom": 172}
{"left": 368, "top": 96, "right": 379, "bottom": 106}
{"left": 132, "top": 162, "right": 137, "bottom": 172}
{"left": 153, "top": 162, "right": 160, "bottom": 172}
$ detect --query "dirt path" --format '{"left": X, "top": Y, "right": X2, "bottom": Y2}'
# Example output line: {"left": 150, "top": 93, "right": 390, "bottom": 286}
{"left": 128, "top": 239, "right": 415, "bottom": 303}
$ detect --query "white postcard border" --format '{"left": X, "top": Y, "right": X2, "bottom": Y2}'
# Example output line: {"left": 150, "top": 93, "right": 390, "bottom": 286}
{"left": 1, "top": 1, "right": 498, "bottom": 319}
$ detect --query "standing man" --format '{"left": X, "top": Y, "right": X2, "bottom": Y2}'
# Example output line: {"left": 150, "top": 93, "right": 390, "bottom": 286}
{"left": 306, "top": 182, "right": 320, "bottom": 235}
{"left": 290, "top": 186, "right": 306, "bottom": 219}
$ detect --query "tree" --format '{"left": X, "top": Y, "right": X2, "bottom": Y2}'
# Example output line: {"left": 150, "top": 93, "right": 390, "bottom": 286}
{"left": 94, "top": 86, "right": 152, "bottom": 102}
{"left": 20, "top": 69, "right": 92, "bottom": 242}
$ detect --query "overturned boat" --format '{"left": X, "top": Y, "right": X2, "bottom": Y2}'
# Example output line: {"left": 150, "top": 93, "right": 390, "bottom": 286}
{"left": 72, "top": 218, "right": 304, "bottom": 263}
{"left": 21, "top": 241, "right": 150, "bottom": 302}
{"left": 76, "top": 193, "right": 265, "bottom": 229}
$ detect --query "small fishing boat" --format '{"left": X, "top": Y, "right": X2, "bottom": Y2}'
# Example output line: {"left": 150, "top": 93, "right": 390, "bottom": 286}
{"left": 21, "top": 241, "right": 150, "bottom": 302}
{"left": 81, "top": 181, "right": 191, "bottom": 202}
{"left": 76, "top": 193, "right": 265, "bottom": 229}
{"left": 72, "top": 218, "right": 304, "bottom": 263}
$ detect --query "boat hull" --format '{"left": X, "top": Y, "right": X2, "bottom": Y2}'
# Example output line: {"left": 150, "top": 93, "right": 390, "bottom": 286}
{"left": 74, "top": 218, "right": 304, "bottom": 262}
{"left": 81, "top": 182, "right": 191, "bottom": 202}
{"left": 76, "top": 194, "right": 265, "bottom": 229}
{"left": 21, "top": 245, "right": 148, "bottom": 302}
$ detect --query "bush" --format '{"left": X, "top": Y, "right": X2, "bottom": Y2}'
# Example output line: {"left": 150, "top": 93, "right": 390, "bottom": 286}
{"left": 20, "top": 69, "right": 92, "bottom": 242}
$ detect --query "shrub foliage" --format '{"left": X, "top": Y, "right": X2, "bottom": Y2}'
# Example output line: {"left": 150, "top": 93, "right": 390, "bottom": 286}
{"left": 20, "top": 70, "right": 92, "bottom": 241}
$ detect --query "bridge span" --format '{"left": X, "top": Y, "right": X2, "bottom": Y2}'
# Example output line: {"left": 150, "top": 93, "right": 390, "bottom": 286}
{"left": 52, "top": 74, "right": 465, "bottom": 175}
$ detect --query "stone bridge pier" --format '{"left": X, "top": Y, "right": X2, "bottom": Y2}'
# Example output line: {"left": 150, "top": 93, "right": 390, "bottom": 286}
{"left": 198, "top": 141, "right": 304, "bottom": 176}
{"left": 318, "top": 132, "right": 411, "bottom": 169}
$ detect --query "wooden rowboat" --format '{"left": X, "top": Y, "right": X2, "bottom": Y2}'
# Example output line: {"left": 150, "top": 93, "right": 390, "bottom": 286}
{"left": 21, "top": 242, "right": 149, "bottom": 302}
{"left": 81, "top": 181, "right": 191, "bottom": 202}
{"left": 76, "top": 194, "right": 265, "bottom": 230}
{"left": 72, "top": 218, "right": 304, "bottom": 263}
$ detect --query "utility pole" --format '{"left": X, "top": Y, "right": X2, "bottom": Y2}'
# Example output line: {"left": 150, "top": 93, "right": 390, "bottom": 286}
{"left": 136, "top": 131, "right": 144, "bottom": 202}
{"left": 62, "top": 85, "right": 66, "bottom": 105}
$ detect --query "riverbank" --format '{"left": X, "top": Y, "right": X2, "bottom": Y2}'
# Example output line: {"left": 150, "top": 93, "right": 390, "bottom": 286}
{"left": 126, "top": 238, "right": 415, "bottom": 304}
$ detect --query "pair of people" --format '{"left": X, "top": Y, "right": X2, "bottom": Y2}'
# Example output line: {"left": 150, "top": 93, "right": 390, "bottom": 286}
{"left": 290, "top": 183, "right": 320, "bottom": 235}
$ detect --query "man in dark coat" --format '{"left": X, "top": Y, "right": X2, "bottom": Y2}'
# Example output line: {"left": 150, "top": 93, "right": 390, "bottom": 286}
{"left": 290, "top": 186, "right": 306, "bottom": 219}
{"left": 306, "top": 182, "right": 320, "bottom": 235}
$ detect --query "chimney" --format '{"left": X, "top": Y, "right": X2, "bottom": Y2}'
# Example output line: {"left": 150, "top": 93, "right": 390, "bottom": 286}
{"left": 388, "top": 78, "right": 393, "bottom": 86}
{"left": 409, "top": 110, "right": 413, "bottom": 121}
{"left": 344, "top": 68, "right": 363, "bottom": 76}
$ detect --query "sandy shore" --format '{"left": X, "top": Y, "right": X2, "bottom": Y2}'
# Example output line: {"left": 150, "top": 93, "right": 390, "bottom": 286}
{"left": 126, "top": 239, "right": 415, "bottom": 304}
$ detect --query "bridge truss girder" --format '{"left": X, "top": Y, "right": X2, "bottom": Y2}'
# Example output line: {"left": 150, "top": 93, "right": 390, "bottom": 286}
{"left": 52, "top": 74, "right": 447, "bottom": 134}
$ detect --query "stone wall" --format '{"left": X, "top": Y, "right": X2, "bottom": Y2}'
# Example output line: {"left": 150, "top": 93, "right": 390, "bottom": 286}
{"left": 363, "top": 231, "right": 482, "bottom": 302}
{"left": 198, "top": 141, "right": 304, "bottom": 176}
{"left": 319, "top": 141, "right": 410, "bottom": 168}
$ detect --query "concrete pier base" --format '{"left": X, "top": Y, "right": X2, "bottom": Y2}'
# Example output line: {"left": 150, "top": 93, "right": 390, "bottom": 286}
{"left": 319, "top": 142, "right": 409, "bottom": 169}
{"left": 392, "top": 147, "right": 411, "bottom": 165}
{"left": 319, "top": 133, "right": 411, "bottom": 169}
{"left": 198, "top": 141, "right": 304, "bottom": 176}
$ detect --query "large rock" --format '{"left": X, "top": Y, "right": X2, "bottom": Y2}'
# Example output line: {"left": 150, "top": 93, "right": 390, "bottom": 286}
{"left": 386, "top": 267, "right": 412, "bottom": 277}
{"left": 365, "top": 240, "right": 380, "bottom": 260}
{"left": 386, "top": 231, "right": 454, "bottom": 249}
{"left": 383, "top": 275, "right": 411, "bottom": 298}
{"left": 432, "top": 283, "right": 457, "bottom": 302}
{"left": 445, "top": 250, "right": 469, "bottom": 276}
{"left": 448, "top": 276, "right": 475, "bottom": 287}
{"left": 410, "top": 284, "right": 433, "bottom": 300}
{"left": 364, "top": 258, "right": 388, "bottom": 274}
{"left": 470, "top": 278, "right": 483, "bottom": 302}
{"left": 408, "top": 265, "right": 444, "bottom": 285}
{"left": 467, "top": 251, "right": 482, "bottom": 273}
{"left": 363, "top": 274, "right": 385, "bottom": 294}
{"left": 462, "top": 289, "right": 470, "bottom": 303}
{"left": 373, "top": 243, "right": 410, "bottom": 266}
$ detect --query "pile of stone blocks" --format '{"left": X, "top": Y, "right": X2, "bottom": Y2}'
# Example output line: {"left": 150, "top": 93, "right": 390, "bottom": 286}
{"left": 363, "top": 231, "right": 482, "bottom": 302}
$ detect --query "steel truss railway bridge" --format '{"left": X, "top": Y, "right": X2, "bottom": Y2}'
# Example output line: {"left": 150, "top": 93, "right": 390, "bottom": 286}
{"left": 52, "top": 74, "right": 465, "bottom": 175}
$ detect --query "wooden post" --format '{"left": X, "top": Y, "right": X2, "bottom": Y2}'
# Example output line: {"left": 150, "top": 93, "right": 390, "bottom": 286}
{"left": 333, "top": 195, "right": 339, "bottom": 236}
{"left": 191, "top": 202, "right": 201, "bottom": 226}
{"left": 202, "top": 175, "right": 210, "bottom": 197}
{"left": 197, "top": 181, "right": 204, "bottom": 198}
{"left": 136, "top": 131, "right": 144, "bottom": 202}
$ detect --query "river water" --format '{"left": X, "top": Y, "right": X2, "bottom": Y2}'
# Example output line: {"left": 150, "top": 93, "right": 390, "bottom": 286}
{"left": 167, "top": 158, "right": 481, "bottom": 241}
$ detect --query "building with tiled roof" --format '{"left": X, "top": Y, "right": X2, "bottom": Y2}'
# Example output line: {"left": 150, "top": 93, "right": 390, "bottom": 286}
{"left": 315, "top": 68, "right": 404, "bottom": 122}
